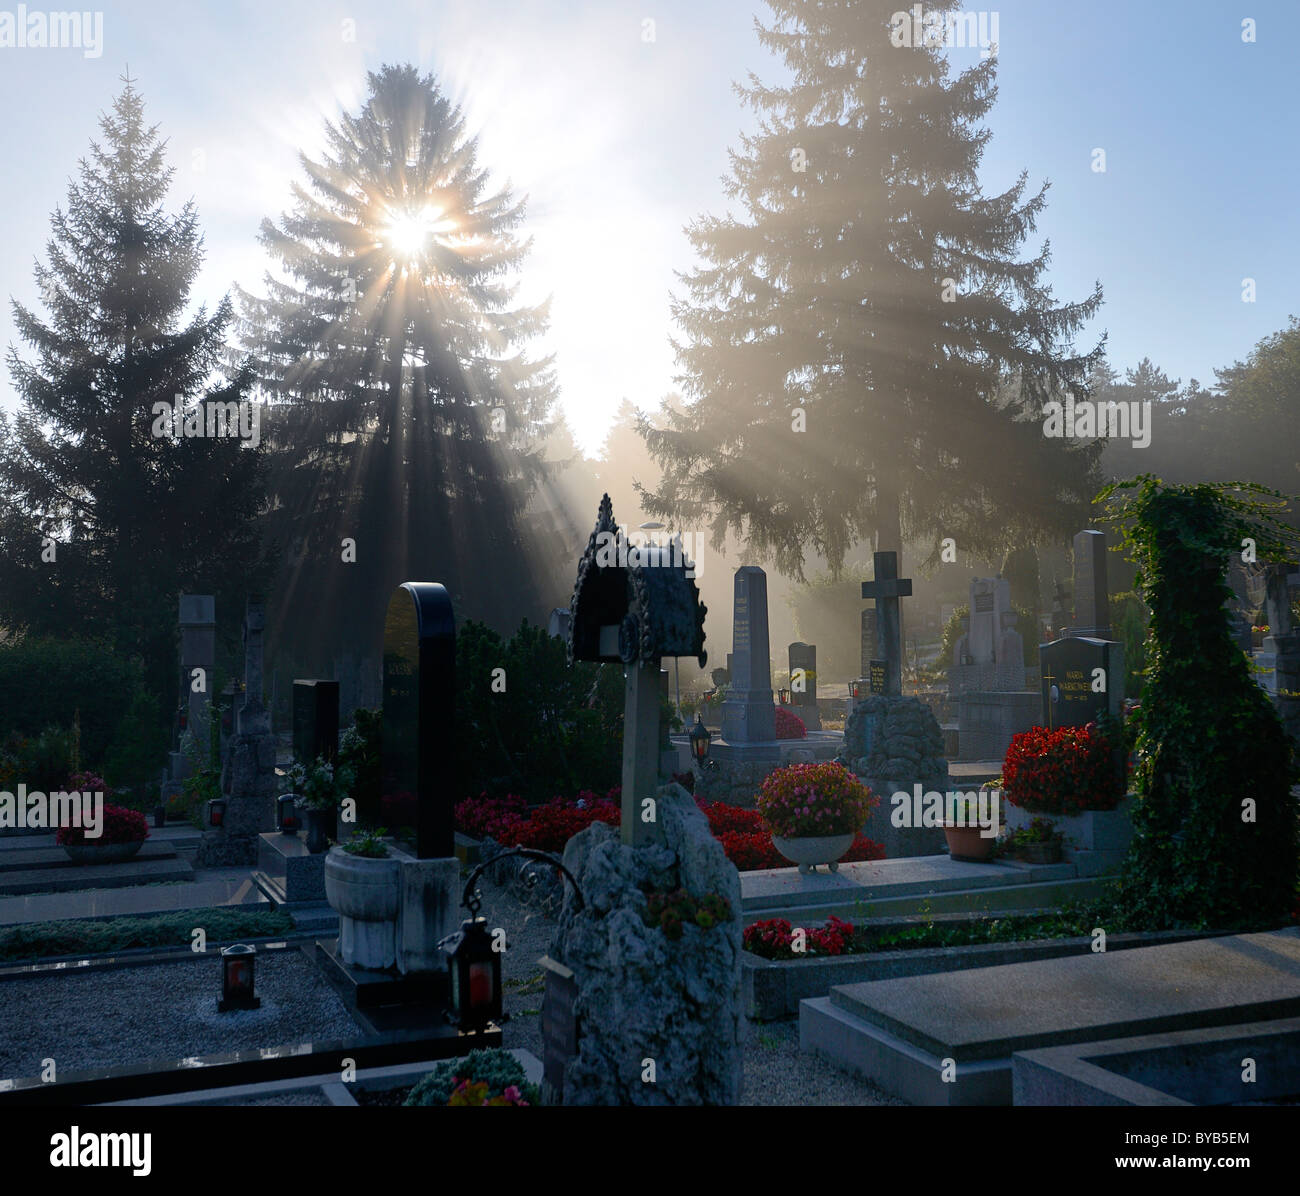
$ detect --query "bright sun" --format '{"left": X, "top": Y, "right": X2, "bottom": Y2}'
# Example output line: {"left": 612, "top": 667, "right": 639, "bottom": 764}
{"left": 382, "top": 205, "right": 455, "bottom": 261}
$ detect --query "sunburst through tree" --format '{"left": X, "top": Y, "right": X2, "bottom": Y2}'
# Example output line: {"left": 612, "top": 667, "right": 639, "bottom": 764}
{"left": 240, "top": 64, "right": 558, "bottom": 665}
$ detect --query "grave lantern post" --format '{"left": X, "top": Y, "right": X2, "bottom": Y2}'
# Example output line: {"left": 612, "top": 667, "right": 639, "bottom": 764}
{"left": 569, "top": 495, "right": 707, "bottom": 847}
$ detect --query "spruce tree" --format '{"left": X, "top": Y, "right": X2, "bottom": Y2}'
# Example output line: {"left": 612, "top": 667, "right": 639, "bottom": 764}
{"left": 0, "top": 75, "right": 266, "bottom": 705}
{"left": 239, "top": 64, "right": 558, "bottom": 658}
{"left": 638, "top": 0, "right": 1104, "bottom": 580}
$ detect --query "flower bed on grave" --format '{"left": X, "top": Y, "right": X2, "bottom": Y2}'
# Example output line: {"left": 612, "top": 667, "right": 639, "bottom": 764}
{"left": 1001, "top": 722, "right": 1124, "bottom": 814}
{"left": 773, "top": 706, "right": 807, "bottom": 739}
{"left": 454, "top": 788, "right": 884, "bottom": 871}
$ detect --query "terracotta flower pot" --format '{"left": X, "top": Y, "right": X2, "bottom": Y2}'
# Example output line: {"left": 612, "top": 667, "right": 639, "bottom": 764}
{"left": 943, "top": 824, "right": 996, "bottom": 862}
{"left": 771, "top": 833, "right": 856, "bottom": 875}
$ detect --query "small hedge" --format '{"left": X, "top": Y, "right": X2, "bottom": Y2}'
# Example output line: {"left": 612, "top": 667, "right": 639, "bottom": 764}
{"left": 0, "top": 908, "right": 295, "bottom": 964}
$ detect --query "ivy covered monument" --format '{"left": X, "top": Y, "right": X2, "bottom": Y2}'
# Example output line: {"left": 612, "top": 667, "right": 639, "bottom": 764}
{"left": 1103, "top": 477, "right": 1299, "bottom": 930}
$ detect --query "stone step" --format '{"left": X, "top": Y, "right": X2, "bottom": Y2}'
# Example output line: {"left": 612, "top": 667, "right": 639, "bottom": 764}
{"left": 800, "top": 928, "right": 1300, "bottom": 1106}
{"left": 0, "top": 875, "right": 266, "bottom": 925}
{"left": 0, "top": 840, "right": 179, "bottom": 872}
{"left": 0, "top": 856, "right": 195, "bottom": 897}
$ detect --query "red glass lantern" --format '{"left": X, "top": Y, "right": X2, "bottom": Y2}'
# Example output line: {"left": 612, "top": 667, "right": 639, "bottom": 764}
{"left": 207, "top": 799, "right": 226, "bottom": 827}
{"left": 689, "top": 715, "right": 711, "bottom": 763}
{"left": 442, "top": 917, "right": 502, "bottom": 1033}
{"left": 218, "top": 943, "right": 260, "bottom": 1011}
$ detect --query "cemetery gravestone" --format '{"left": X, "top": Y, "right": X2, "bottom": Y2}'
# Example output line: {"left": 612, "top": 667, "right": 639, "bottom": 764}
{"left": 721, "top": 567, "right": 776, "bottom": 743}
{"left": 1071, "top": 530, "right": 1110, "bottom": 639}
{"left": 1039, "top": 636, "right": 1123, "bottom": 731}
{"left": 199, "top": 597, "right": 277, "bottom": 866}
{"left": 381, "top": 582, "right": 455, "bottom": 860}
{"left": 169, "top": 595, "right": 215, "bottom": 788}
{"left": 788, "top": 641, "right": 821, "bottom": 729}
{"left": 860, "top": 553, "right": 911, "bottom": 698}
{"left": 293, "top": 680, "right": 340, "bottom": 767}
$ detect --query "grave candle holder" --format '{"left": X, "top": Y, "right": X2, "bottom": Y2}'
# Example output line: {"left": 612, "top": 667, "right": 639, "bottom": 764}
{"left": 217, "top": 943, "right": 260, "bottom": 1012}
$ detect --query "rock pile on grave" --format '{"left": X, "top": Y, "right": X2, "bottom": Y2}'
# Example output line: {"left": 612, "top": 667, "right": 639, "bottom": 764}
{"left": 550, "top": 783, "right": 742, "bottom": 1105}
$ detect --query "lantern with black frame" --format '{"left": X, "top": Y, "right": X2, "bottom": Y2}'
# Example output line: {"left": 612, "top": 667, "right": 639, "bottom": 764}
{"left": 444, "top": 848, "right": 586, "bottom": 1035}
{"left": 207, "top": 798, "right": 226, "bottom": 828}
{"left": 276, "top": 794, "right": 300, "bottom": 834}
{"left": 689, "top": 714, "right": 715, "bottom": 770}
{"left": 217, "top": 943, "right": 260, "bottom": 1011}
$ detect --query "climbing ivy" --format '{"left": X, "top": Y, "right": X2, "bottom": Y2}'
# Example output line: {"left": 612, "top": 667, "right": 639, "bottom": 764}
{"left": 1099, "top": 476, "right": 1299, "bottom": 929}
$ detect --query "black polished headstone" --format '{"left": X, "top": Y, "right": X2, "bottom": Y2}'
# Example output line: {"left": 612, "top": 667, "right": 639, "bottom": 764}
{"left": 1039, "top": 636, "right": 1121, "bottom": 730}
{"left": 381, "top": 583, "right": 455, "bottom": 860}
{"left": 293, "top": 680, "right": 340, "bottom": 767}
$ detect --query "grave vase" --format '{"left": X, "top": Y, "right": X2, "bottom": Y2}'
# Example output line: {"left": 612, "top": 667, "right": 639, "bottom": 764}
{"left": 324, "top": 847, "right": 400, "bottom": 970}
{"left": 771, "top": 833, "right": 855, "bottom": 875}
{"left": 303, "top": 808, "right": 333, "bottom": 854}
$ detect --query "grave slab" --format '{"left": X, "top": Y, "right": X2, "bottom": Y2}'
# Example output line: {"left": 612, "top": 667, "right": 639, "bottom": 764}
{"left": 0, "top": 856, "right": 195, "bottom": 896}
{"left": 802, "top": 928, "right": 1300, "bottom": 1105}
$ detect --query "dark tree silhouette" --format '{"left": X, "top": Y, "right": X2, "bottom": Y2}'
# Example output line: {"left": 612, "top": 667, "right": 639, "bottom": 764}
{"left": 0, "top": 75, "right": 267, "bottom": 703}
{"left": 638, "top": 0, "right": 1104, "bottom": 581}
{"left": 239, "top": 64, "right": 559, "bottom": 659}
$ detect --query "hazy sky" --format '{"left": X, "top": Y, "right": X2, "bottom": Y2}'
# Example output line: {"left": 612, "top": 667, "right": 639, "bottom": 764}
{"left": 1, "top": 0, "right": 1297, "bottom": 454}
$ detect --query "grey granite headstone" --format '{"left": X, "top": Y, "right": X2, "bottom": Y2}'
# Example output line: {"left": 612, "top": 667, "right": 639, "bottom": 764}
{"left": 1071, "top": 530, "right": 1110, "bottom": 638}
{"left": 721, "top": 567, "right": 776, "bottom": 742}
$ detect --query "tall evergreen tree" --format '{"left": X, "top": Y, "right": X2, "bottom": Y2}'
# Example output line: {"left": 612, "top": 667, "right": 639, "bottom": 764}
{"left": 0, "top": 76, "right": 266, "bottom": 704}
{"left": 638, "top": 0, "right": 1104, "bottom": 580}
{"left": 239, "top": 64, "right": 558, "bottom": 659}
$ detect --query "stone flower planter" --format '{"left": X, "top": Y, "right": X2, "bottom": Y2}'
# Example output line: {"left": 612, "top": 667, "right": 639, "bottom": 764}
{"left": 771, "top": 833, "right": 855, "bottom": 874}
{"left": 63, "top": 840, "right": 145, "bottom": 865}
{"left": 324, "top": 846, "right": 400, "bottom": 969}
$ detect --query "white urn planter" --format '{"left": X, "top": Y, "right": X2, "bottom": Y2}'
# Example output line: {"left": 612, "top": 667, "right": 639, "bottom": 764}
{"left": 772, "top": 833, "right": 855, "bottom": 875}
{"left": 324, "top": 846, "right": 400, "bottom": 969}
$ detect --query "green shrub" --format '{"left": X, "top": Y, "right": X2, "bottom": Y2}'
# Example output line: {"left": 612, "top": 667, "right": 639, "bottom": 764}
{"left": 1103, "top": 476, "right": 1299, "bottom": 930}
{"left": 0, "top": 637, "right": 146, "bottom": 767}
{"left": 340, "top": 707, "right": 381, "bottom": 812}
{"left": 104, "top": 689, "right": 170, "bottom": 794}
{"left": 404, "top": 1048, "right": 541, "bottom": 1106}
{"left": 0, "top": 908, "right": 295, "bottom": 963}
{"left": 0, "top": 725, "right": 76, "bottom": 792}
{"left": 454, "top": 620, "right": 622, "bottom": 803}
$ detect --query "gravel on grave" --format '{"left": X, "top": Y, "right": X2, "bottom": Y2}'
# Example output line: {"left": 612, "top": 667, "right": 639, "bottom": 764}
{"left": 0, "top": 949, "right": 362, "bottom": 1081}
{"left": 474, "top": 871, "right": 906, "bottom": 1107}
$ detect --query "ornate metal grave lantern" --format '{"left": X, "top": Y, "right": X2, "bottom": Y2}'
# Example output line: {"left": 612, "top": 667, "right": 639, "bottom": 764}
{"left": 218, "top": 943, "right": 260, "bottom": 1012}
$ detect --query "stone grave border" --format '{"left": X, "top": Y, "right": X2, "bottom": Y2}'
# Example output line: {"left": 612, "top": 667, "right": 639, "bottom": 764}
{"left": 0, "top": 939, "right": 499, "bottom": 1104}
{"left": 743, "top": 926, "right": 1232, "bottom": 1021}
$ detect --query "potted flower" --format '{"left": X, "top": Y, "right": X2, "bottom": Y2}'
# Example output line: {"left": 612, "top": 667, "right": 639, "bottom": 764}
{"left": 57, "top": 777, "right": 150, "bottom": 864}
{"left": 756, "top": 761, "right": 876, "bottom": 874}
{"left": 943, "top": 794, "right": 996, "bottom": 862}
{"left": 1011, "top": 816, "right": 1063, "bottom": 864}
{"left": 324, "top": 827, "right": 400, "bottom": 969}
{"left": 288, "top": 754, "right": 355, "bottom": 853}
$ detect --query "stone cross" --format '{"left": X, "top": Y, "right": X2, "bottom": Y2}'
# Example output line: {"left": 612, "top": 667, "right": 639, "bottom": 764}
{"left": 860, "top": 551, "right": 912, "bottom": 697}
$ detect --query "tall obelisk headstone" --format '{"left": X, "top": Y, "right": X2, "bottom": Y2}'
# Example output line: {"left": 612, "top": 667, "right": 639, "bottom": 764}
{"left": 721, "top": 567, "right": 776, "bottom": 743}
{"left": 175, "top": 594, "right": 215, "bottom": 778}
